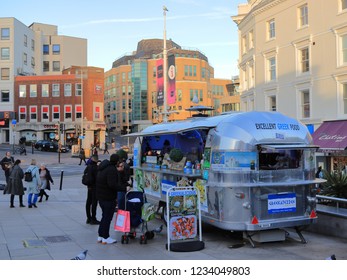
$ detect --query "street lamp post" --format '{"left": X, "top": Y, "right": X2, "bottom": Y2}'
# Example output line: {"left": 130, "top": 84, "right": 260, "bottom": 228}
{"left": 163, "top": 6, "right": 169, "bottom": 123}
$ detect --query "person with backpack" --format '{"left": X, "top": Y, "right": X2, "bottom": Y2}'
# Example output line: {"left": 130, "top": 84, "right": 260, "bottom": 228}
{"left": 84, "top": 155, "right": 100, "bottom": 225}
{"left": 25, "top": 159, "right": 42, "bottom": 208}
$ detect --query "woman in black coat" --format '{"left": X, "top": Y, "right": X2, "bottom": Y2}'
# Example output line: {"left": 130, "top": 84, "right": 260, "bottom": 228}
{"left": 38, "top": 163, "right": 54, "bottom": 202}
{"left": 5, "top": 159, "right": 25, "bottom": 208}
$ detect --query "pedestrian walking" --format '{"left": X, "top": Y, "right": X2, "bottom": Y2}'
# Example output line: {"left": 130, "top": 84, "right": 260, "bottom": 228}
{"left": 79, "top": 148, "right": 87, "bottom": 165}
{"left": 103, "top": 142, "right": 109, "bottom": 154}
{"left": 38, "top": 163, "right": 54, "bottom": 202}
{"left": 85, "top": 155, "right": 100, "bottom": 225}
{"left": 4, "top": 159, "right": 25, "bottom": 208}
{"left": 0, "top": 151, "right": 15, "bottom": 185}
{"left": 96, "top": 154, "right": 126, "bottom": 244}
{"left": 25, "top": 159, "right": 41, "bottom": 208}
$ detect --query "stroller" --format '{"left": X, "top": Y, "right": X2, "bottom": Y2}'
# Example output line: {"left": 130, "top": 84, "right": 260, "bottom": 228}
{"left": 118, "top": 190, "right": 156, "bottom": 244}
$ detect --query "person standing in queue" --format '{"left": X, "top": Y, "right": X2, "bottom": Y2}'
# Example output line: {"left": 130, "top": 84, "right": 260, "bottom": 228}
{"left": 85, "top": 155, "right": 100, "bottom": 225}
{"left": 96, "top": 154, "right": 127, "bottom": 244}
{"left": 5, "top": 159, "right": 25, "bottom": 208}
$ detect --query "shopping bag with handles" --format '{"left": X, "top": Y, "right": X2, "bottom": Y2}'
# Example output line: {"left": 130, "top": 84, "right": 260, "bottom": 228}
{"left": 114, "top": 209, "right": 130, "bottom": 232}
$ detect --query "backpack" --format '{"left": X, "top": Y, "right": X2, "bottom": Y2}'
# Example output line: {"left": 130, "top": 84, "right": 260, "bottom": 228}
{"left": 24, "top": 167, "right": 36, "bottom": 182}
{"left": 82, "top": 165, "right": 91, "bottom": 186}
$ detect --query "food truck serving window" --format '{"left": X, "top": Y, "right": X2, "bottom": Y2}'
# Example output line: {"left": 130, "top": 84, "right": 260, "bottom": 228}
{"left": 258, "top": 145, "right": 318, "bottom": 170}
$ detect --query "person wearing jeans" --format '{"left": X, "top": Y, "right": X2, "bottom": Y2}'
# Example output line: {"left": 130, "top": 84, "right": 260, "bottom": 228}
{"left": 25, "top": 159, "right": 41, "bottom": 208}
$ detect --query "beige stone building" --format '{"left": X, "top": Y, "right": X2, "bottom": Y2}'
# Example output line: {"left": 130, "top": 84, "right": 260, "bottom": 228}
{"left": 233, "top": 0, "right": 347, "bottom": 131}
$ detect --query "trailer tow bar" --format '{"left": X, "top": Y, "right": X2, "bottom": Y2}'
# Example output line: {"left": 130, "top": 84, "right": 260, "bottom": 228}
{"left": 295, "top": 226, "right": 307, "bottom": 244}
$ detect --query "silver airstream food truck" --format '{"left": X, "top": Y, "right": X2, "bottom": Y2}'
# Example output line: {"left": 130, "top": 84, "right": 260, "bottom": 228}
{"left": 129, "top": 111, "right": 322, "bottom": 246}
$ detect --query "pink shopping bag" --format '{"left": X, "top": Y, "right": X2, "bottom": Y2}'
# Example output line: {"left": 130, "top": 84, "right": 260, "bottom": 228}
{"left": 114, "top": 209, "right": 131, "bottom": 232}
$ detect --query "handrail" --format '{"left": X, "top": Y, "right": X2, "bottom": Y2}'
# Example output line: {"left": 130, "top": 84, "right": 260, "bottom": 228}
{"left": 316, "top": 195, "right": 347, "bottom": 216}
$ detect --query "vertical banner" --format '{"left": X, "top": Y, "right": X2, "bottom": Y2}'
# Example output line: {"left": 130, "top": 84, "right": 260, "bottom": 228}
{"left": 156, "top": 59, "right": 164, "bottom": 106}
{"left": 167, "top": 55, "right": 176, "bottom": 104}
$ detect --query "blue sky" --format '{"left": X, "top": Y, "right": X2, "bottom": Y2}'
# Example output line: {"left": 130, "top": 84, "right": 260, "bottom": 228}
{"left": 1, "top": 0, "right": 246, "bottom": 79}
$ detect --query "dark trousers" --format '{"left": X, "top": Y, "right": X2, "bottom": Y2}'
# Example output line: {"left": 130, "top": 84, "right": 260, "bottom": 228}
{"left": 98, "top": 200, "right": 116, "bottom": 239}
{"left": 10, "top": 194, "right": 24, "bottom": 206}
{"left": 86, "top": 187, "right": 98, "bottom": 220}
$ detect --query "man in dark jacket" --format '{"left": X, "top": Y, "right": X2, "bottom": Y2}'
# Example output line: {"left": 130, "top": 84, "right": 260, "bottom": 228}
{"left": 86, "top": 155, "right": 100, "bottom": 225}
{"left": 96, "top": 153, "right": 126, "bottom": 244}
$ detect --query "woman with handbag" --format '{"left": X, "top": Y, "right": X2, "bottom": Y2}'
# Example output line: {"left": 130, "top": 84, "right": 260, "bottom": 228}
{"left": 38, "top": 163, "right": 54, "bottom": 202}
{"left": 4, "top": 159, "right": 25, "bottom": 208}
{"left": 25, "top": 159, "right": 42, "bottom": 208}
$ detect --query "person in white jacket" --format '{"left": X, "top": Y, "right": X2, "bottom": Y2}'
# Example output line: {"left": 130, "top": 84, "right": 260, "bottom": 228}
{"left": 25, "top": 159, "right": 42, "bottom": 208}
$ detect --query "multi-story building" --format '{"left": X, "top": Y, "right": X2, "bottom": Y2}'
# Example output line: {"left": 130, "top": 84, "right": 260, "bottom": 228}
{"left": 14, "top": 66, "right": 105, "bottom": 154}
{"left": 104, "top": 39, "right": 238, "bottom": 134}
{"left": 233, "top": 0, "right": 347, "bottom": 170}
{"left": 0, "top": 17, "right": 87, "bottom": 144}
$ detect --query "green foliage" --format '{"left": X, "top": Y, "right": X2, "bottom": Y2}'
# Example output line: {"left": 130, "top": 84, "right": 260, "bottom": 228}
{"left": 320, "top": 170, "right": 347, "bottom": 198}
{"left": 116, "top": 149, "right": 128, "bottom": 160}
{"left": 169, "top": 148, "right": 184, "bottom": 162}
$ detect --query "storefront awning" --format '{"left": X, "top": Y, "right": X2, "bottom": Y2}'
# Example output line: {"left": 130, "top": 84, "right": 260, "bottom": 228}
{"left": 312, "top": 120, "right": 347, "bottom": 150}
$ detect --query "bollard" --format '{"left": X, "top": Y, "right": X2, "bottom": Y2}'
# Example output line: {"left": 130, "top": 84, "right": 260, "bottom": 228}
{"left": 59, "top": 170, "right": 64, "bottom": 190}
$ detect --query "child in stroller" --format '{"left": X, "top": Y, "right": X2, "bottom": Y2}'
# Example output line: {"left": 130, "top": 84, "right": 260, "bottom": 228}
{"left": 117, "top": 190, "right": 157, "bottom": 244}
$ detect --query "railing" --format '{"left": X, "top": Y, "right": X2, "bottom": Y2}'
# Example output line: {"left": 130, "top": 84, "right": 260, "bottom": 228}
{"left": 316, "top": 195, "right": 347, "bottom": 218}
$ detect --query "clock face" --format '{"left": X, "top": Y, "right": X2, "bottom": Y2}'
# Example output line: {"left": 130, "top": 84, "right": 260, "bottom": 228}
{"left": 168, "top": 65, "right": 176, "bottom": 80}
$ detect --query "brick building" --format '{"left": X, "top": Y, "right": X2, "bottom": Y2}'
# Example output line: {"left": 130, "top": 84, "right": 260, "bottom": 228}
{"left": 14, "top": 66, "right": 105, "bottom": 154}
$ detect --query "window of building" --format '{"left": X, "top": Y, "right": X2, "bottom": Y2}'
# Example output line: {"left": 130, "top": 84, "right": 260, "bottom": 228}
{"left": 342, "top": 0, "right": 347, "bottom": 10}
{"left": 30, "top": 106, "right": 37, "bottom": 121}
{"left": 43, "top": 44, "right": 49, "bottom": 55}
{"left": 1, "top": 90, "right": 9, "bottom": 102}
{"left": 249, "top": 30, "right": 254, "bottom": 49}
{"left": 94, "top": 106, "right": 101, "bottom": 120}
{"left": 1, "top": 47, "right": 10, "bottom": 60}
{"left": 269, "top": 96, "right": 276, "bottom": 111}
{"left": 30, "top": 84, "right": 37, "bottom": 97}
{"left": 42, "top": 84, "right": 49, "bottom": 97}
{"left": 43, "top": 61, "right": 49, "bottom": 72}
{"left": 343, "top": 83, "right": 347, "bottom": 114}
{"left": 52, "top": 44, "right": 60, "bottom": 54}
{"left": 268, "top": 57, "right": 276, "bottom": 81}
{"left": 52, "top": 61, "right": 60, "bottom": 72}
{"left": 31, "top": 39, "right": 35, "bottom": 51}
{"left": 19, "top": 106, "right": 26, "bottom": 121}
{"left": 242, "top": 35, "right": 247, "bottom": 54}
{"left": 177, "top": 89, "right": 182, "bottom": 101}
{"left": 342, "top": 34, "right": 347, "bottom": 65}
{"left": 52, "top": 105, "right": 60, "bottom": 120}
{"left": 64, "top": 83, "right": 72, "bottom": 96}
{"left": 300, "top": 47, "right": 310, "bottom": 73}
{"left": 301, "top": 90, "right": 310, "bottom": 118}
{"left": 76, "top": 105, "right": 82, "bottom": 119}
{"left": 75, "top": 83, "right": 82, "bottom": 96}
{"left": 31, "top": 57, "right": 35, "bottom": 68}
{"left": 122, "top": 72, "right": 126, "bottom": 82}
{"left": 19, "top": 85, "right": 26, "bottom": 97}
{"left": 122, "top": 99, "right": 126, "bottom": 109}
{"left": 1, "top": 28, "right": 10, "bottom": 40}
{"left": 42, "top": 106, "right": 49, "bottom": 121}
{"left": 52, "top": 84, "right": 60, "bottom": 97}
{"left": 299, "top": 4, "right": 308, "bottom": 27}
{"left": 64, "top": 105, "right": 72, "bottom": 120}
{"left": 153, "top": 66, "right": 156, "bottom": 77}
{"left": 268, "top": 19, "right": 276, "bottom": 39}
{"left": 1, "top": 68, "right": 9, "bottom": 80}
{"left": 24, "top": 35, "right": 27, "bottom": 47}
{"left": 23, "top": 53, "right": 27, "bottom": 65}
{"left": 122, "top": 86, "right": 126, "bottom": 96}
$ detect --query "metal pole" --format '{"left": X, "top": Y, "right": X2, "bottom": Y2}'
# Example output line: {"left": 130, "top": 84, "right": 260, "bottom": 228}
{"left": 163, "top": 6, "right": 168, "bottom": 123}
{"left": 59, "top": 170, "right": 64, "bottom": 190}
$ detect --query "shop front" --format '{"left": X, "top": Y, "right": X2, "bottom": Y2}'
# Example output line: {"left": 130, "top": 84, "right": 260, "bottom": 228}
{"left": 312, "top": 120, "right": 347, "bottom": 172}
